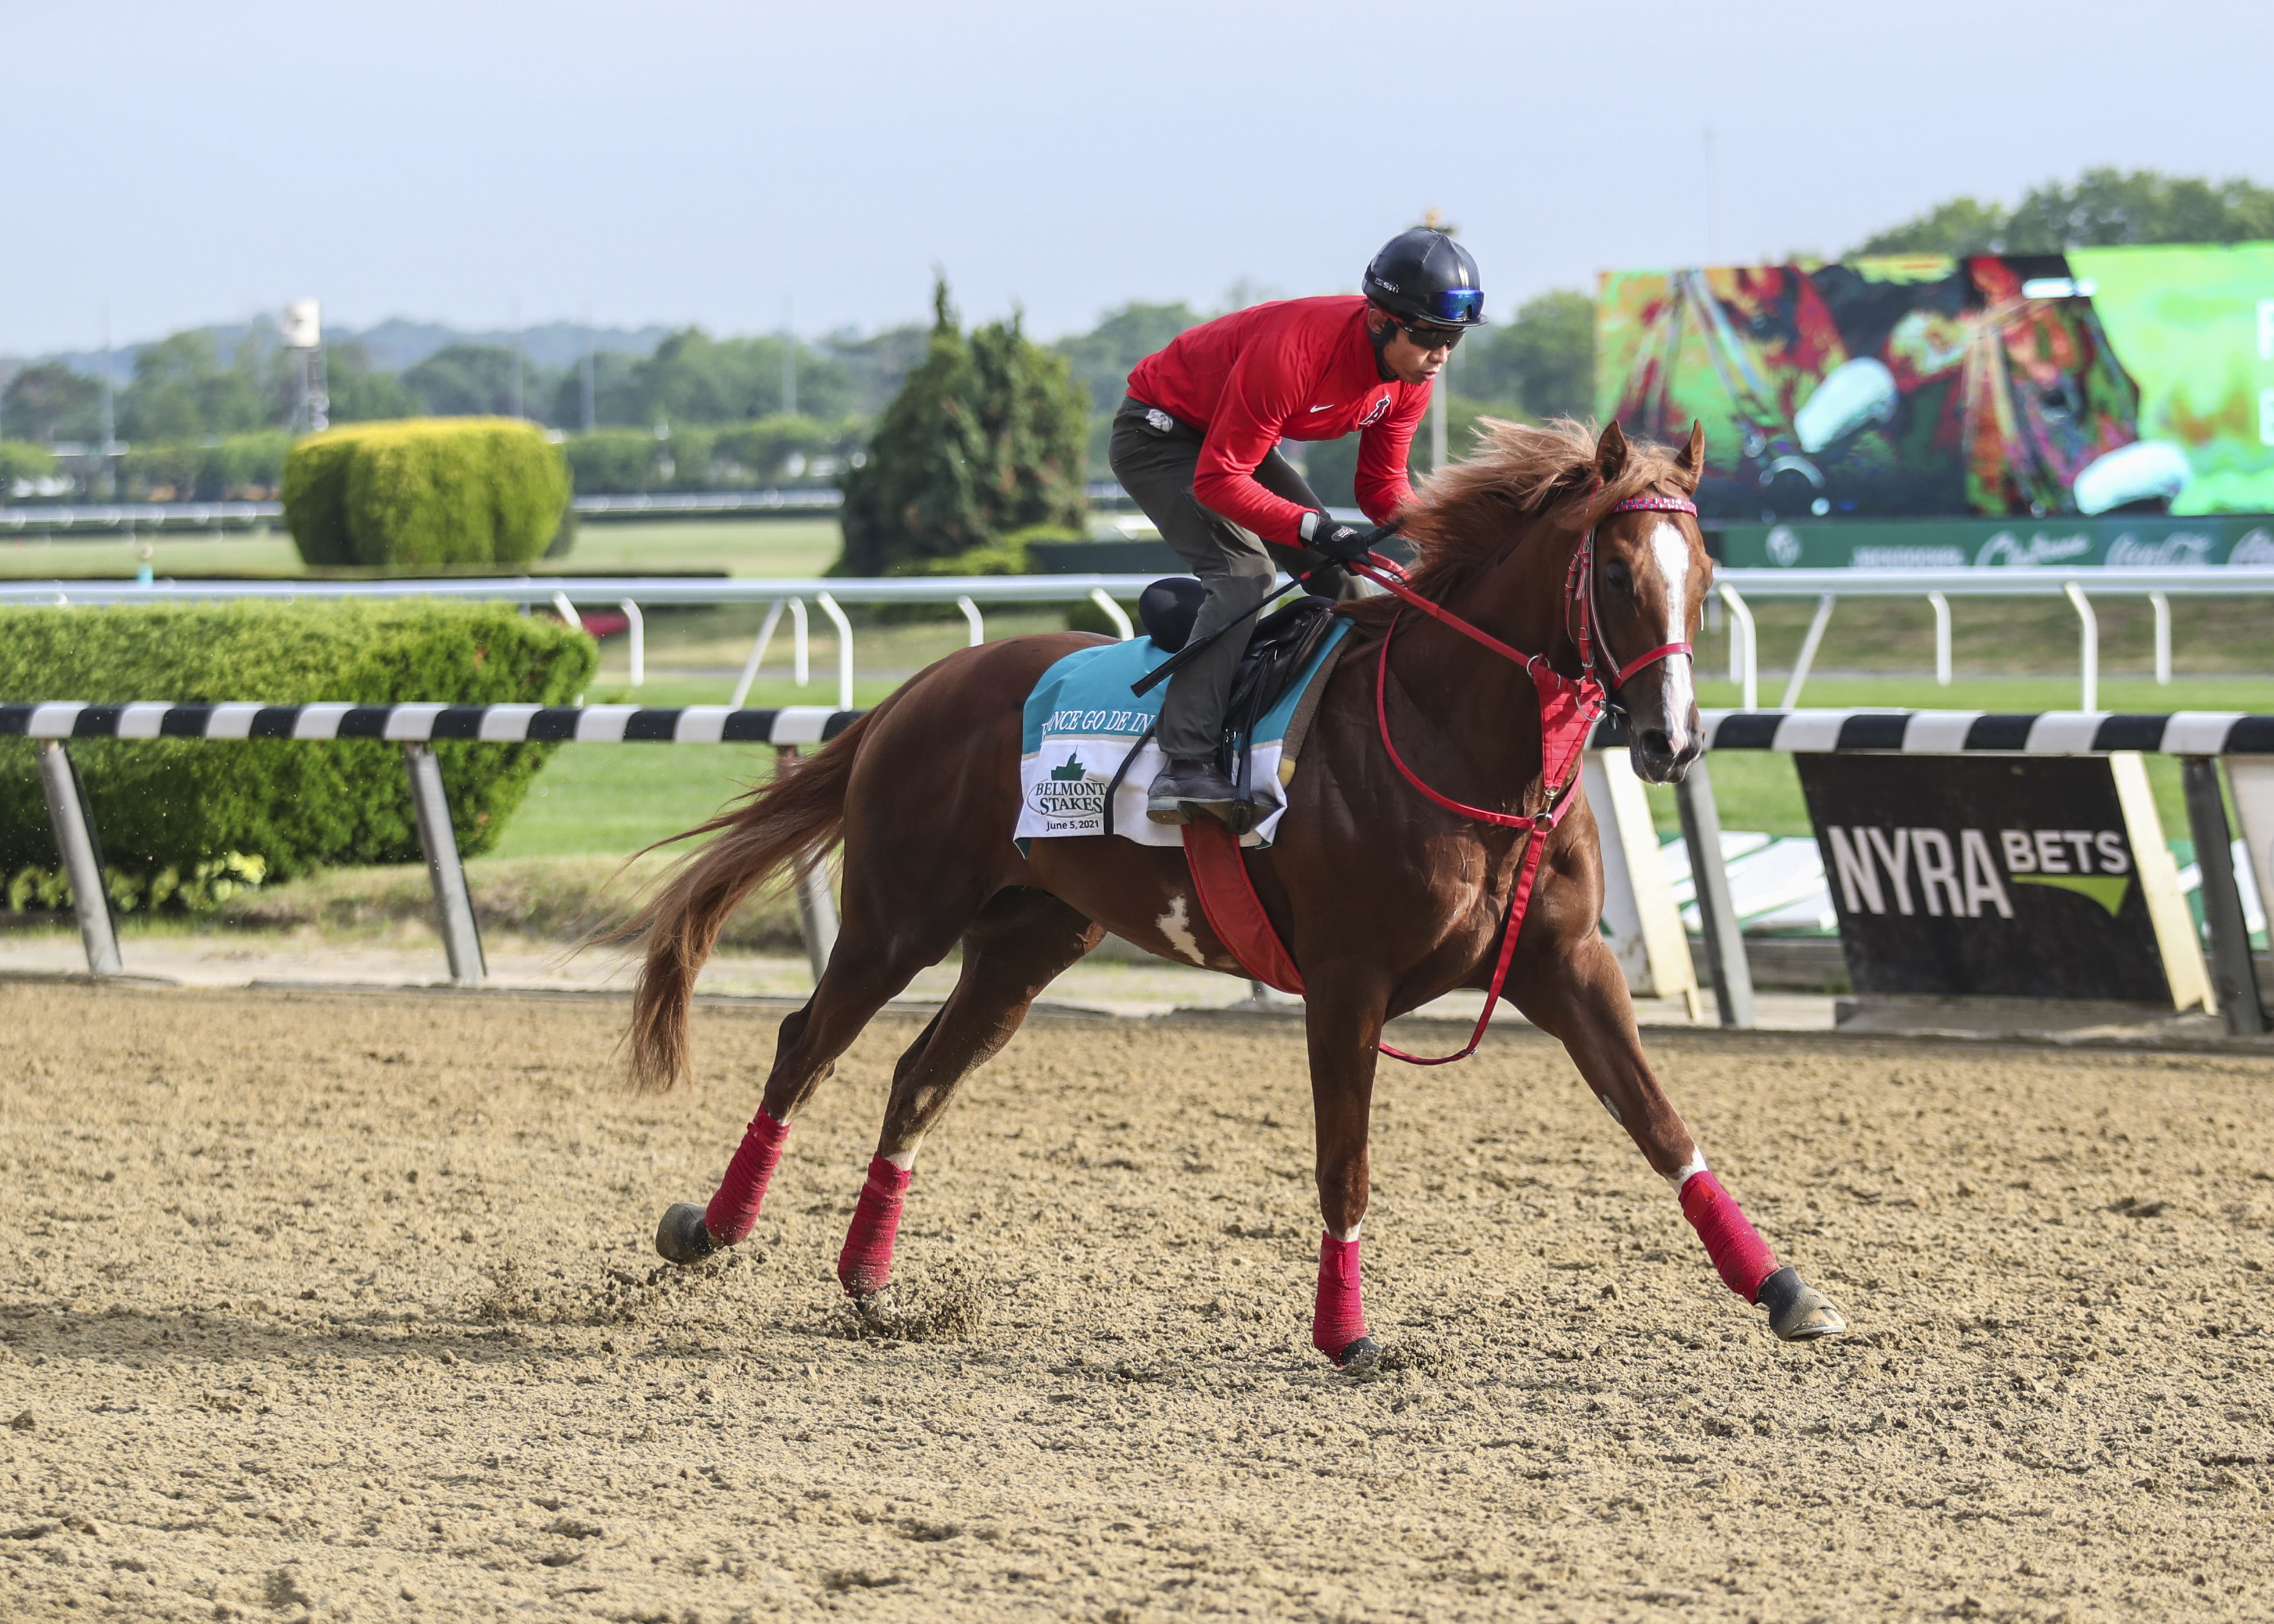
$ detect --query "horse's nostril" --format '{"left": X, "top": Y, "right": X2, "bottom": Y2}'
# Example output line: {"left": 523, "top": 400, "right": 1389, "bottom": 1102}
{"left": 1639, "top": 729, "right": 1673, "bottom": 758}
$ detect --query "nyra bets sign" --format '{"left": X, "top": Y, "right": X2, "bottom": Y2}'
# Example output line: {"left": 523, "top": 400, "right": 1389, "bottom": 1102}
{"left": 1795, "top": 754, "right": 2183, "bottom": 1003}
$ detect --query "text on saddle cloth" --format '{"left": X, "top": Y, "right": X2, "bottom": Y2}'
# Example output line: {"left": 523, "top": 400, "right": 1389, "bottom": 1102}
{"left": 1015, "top": 615, "right": 1351, "bottom": 853}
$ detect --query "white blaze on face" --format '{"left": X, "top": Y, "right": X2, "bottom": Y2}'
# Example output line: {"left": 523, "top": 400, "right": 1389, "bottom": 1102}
{"left": 1157, "top": 894, "right": 1204, "bottom": 966}
{"left": 1645, "top": 518, "right": 1696, "bottom": 727}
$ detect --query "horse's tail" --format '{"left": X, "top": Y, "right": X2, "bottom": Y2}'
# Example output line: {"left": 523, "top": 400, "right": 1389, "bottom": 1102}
{"left": 624, "top": 714, "right": 871, "bottom": 1093}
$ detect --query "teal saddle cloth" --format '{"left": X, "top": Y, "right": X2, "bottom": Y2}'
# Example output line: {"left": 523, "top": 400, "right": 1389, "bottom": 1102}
{"left": 1013, "top": 619, "right": 1351, "bottom": 851}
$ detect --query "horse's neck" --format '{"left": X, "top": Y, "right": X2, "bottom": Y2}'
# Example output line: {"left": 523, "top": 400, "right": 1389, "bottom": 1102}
{"left": 1380, "top": 518, "right": 1585, "bottom": 793}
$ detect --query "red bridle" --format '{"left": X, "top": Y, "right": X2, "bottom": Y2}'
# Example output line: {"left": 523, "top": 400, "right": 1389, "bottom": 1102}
{"left": 1340, "top": 489, "right": 1700, "bottom": 1064}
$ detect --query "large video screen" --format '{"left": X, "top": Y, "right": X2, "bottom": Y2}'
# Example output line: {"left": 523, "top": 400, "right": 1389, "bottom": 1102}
{"left": 1597, "top": 243, "right": 2274, "bottom": 521}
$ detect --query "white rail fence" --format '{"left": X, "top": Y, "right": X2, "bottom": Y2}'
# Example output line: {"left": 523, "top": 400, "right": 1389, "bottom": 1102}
{"left": 7, "top": 566, "right": 2274, "bottom": 712}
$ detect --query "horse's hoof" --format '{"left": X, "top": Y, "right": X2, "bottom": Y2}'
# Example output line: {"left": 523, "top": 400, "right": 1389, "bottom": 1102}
{"left": 655, "top": 1203, "right": 721, "bottom": 1265}
{"left": 1334, "top": 1335, "right": 1383, "bottom": 1374}
{"left": 1758, "top": 1265, "right": 1846, "bottom": 1341}
{"left": 848, "top": 1285, "right": 897, "bottom": 1327}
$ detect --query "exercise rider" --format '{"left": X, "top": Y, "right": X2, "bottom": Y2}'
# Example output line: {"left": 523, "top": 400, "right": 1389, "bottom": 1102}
{"left": 1109, "top": 227, "right": 1487, "bottom": 824}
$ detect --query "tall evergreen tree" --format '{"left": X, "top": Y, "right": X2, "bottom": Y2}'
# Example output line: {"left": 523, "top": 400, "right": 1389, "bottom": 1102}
{"left": 837, "top": 278, "right": 1086, "bottom": 574}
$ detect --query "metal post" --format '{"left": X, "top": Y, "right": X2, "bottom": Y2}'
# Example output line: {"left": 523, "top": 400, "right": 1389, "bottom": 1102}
{"left": 955, "top": 594, "right": 984, "bottom": 647}
{"left": 1779, "top": 592, "right": 1836, "bottom": 711}
{"left": 2064, "top": 579, "right": 2098, "bottom": 712}
{"left": 1928, "top": 591, "right": 1952, "bottom": 687}
{"left": 2150, "top": 591, "right": 2172, "bottom": 686}
{"left": 619, "top": 600, "right": 644, "bottom": 687}
{"left": 402, "top": 744, "right": 485, "bottom": 986}
{"left": 2181, "top": 757, "right": 2266, "bottom": 1035}
{"left": 816, "top": 591, "right": 854, "bottom": 711}
{"left": 732, "top": 599, "right": 787, "bottom": 707}
{"left": 790, "top": 598, "right": 810, "bottom": 687}
{"left": 35, "top": 741, "right": 122, "bottom": 977}
{"left": 1715, "top": 582, "right": 1757, "bottom": 709}
{"left": 778, "top": 746, "right": 839, "bottom": 983}
{"left": 1674, "top": 757, "right": 1753, "bottom": 1028}
{"left": 1087, "top": 587, "right": 1134, "bottom": 641}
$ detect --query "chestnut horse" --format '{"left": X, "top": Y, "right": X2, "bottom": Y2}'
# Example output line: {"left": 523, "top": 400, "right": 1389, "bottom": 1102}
{"left": 626, "top": 420, "right": 1845, "bottom": 1368}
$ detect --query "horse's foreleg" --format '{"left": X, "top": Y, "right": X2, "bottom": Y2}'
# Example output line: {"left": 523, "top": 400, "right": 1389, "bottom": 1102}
{"left": 1302, "top": 982, "right": 1390, "bottom": 1370}
{"left": 833, "top": 892, "right": 1101, "bottom": 1300}
{"left": 1513, "top": 933, "right": 1845, "bottom": 1341}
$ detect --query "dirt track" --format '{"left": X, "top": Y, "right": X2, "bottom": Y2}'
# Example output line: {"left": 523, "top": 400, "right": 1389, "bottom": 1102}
{"left": 3, "top": 981, "right": 2272, "bottom": 1622}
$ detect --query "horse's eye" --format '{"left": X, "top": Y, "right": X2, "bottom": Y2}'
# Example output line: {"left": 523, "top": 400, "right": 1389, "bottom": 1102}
{"left": 1605, "top": 562, "right": 1636, "bottom": 597}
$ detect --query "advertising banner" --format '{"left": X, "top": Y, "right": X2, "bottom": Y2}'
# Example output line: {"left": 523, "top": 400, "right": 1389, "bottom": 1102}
{"left": 1600, "top": 243, "right": 2274, "bottom": 525}
{"left": 1795, "top": 752, "right": 2208, "bottom": 1006}
{"left": 1714, "top": 512, "right": 2274, "bottom": 571}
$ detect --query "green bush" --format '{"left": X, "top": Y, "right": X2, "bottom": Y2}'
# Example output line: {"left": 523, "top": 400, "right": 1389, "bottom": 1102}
{"left": 564, "top": 428, "right": 667, "bottom": 494}
{"left": 119, "top": 432, "right": 292, "bottom": 502}
{"left": 0, "top": 440, "right": 58, "bottom": 497}
{"left": 282, "top": 418, "right": 570, "bottom": 570}
{"left": 0, "top": 602, "right": 597, "bottom": 910}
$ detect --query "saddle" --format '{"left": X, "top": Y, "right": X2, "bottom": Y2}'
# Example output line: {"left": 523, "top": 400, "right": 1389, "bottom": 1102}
{"left": 1135, "top": 577, "right": 1342, "bottom": 822}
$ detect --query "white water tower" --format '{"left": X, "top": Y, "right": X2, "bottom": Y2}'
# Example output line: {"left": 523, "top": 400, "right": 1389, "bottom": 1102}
{"left": 284, "top": 297, "right": 328, "bottom": 433}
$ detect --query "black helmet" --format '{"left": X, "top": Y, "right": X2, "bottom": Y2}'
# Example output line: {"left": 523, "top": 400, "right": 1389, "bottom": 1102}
{"left": 1363, "top": 228, "right": 1485, "bottom": 327}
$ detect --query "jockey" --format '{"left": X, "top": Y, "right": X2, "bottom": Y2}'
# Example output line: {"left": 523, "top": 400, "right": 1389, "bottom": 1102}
{"left": 1111, "top": 226, "right": 1486, "bottom": 824}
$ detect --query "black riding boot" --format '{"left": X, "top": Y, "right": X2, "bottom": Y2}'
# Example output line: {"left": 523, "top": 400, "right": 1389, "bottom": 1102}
{"left": 1146, "top": 756, "right": 1241, "bottom": 825}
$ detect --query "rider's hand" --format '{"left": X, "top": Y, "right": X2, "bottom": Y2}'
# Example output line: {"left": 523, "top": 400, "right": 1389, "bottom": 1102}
{"left": 1301, "top": 510, "right": 1377, "bottom": 563}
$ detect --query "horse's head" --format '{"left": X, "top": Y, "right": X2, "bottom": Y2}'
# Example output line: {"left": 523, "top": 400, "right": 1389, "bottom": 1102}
{"left": 1587, "top": 421, "right": 1708, "bottom": 784}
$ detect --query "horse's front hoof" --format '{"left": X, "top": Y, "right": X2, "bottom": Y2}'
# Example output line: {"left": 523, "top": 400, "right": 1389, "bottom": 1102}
{"left": 1333, "top": 1335, "right": 1383, "bottom": 1374}
{"left": 655, "top": 1202, "right": 721, "bottom": 1265}
{"left": 1758, "top": 1266, "right": 1846, "bottom": 1341}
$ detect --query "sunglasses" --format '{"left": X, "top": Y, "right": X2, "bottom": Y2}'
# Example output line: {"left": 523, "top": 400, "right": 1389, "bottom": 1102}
{"left": 1398, "top": 321, "right": 1466, "bottom": 353}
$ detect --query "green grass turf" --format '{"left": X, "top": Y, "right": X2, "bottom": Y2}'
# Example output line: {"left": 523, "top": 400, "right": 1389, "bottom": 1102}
{"left": 0, "top": 518, "right": 844, "bottom": 580}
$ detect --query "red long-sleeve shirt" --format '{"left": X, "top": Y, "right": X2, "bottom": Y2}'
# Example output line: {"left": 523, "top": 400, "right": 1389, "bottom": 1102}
{"left": 1125, "top": 295, "right": 1429, "bottom": 546}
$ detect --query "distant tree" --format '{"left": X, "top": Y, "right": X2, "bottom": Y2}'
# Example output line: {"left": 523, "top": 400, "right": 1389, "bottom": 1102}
{"left": 1851, "top": 196, "right": 2010, "bottom": 257}
{"left": 823, "top": 324, "right": 932, "bottom": 418}
{"left": 1850, "top": 169, "right": 2274, "bottom": 257}
{"left": 1, "top": 361, "right": 102, "bottom": 443}
{"left": 1052, "top": 300, "right": 1205, "bottom": 414}
{"left": 2005, "top": 168, "right": 2274, "bottom": 250}
{"left": 837, "top": 279, "right": 1087, "bottom": 574}
{"left": 402, "top": 345, "right": 549, "bottom": 419}
{"left": 323, "top": 340, "right": 418, "bottom": 424}
{"left": 116, "top": 331, "right": 268, "bottom": 442}
{"left": 1449, "top": 290, "right": 1595, "bottom": 421}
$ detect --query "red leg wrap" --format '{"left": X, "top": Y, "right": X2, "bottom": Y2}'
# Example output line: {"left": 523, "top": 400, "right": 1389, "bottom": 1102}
{"left": 1679, "top": 1170, "right": 1779, "bottom": 1302}
{"left": 703, "top": 1110, "right": 790, "bottom": 1246}
{"left": 836, "top": 1156, "right": 912, "bottom": 1296}
{"left": 1311, "top": 1234, "right": 1368, "bottom": 1357}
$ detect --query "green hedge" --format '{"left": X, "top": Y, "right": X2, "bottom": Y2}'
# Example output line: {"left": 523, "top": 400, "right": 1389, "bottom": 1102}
{"left": 0, "top": 602, "right": 597, "bottom": 911}
{"left": 119, "top": 432, "right": 293, "bottom": 503}
{"left": 283, "top": 417, "right": 570, "bottom": 569}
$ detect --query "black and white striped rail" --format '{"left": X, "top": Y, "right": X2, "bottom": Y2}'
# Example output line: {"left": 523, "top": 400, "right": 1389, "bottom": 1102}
{"left": 0, "top": 702, "right": 862, "bottom": 744}
{"left": 1588, "top": 709, "right": 2274, "bottom": 755}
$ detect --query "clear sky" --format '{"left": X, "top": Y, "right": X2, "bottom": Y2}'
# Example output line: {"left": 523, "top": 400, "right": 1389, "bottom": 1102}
{"left": 6, "top": 0, "right": 2268, "bottom": 356}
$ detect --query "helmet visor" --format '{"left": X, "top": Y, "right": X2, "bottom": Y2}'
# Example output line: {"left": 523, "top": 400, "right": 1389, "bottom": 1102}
{"left": 1421, "top": 288, "right": 1484, "bottom": 325}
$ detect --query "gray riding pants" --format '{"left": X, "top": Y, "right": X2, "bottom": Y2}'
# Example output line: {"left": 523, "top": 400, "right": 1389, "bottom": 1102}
{"left": 1108, "top": 396, "right": 1340, "bottom": 762}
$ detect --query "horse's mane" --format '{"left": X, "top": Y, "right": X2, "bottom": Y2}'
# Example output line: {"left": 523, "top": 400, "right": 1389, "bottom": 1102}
{"left": 1372, "top": 418, "right": 1688, "bottom": 608}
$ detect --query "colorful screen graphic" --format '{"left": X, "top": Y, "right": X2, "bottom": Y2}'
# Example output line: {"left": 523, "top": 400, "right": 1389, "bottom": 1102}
{"left": 1598, "top": 245, "right": 2274, "bottom": 521}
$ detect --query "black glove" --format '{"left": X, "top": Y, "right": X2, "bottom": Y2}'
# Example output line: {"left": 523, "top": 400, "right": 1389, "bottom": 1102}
{"left": 1301, "top": 510, "right": 1377, "bottom": 563}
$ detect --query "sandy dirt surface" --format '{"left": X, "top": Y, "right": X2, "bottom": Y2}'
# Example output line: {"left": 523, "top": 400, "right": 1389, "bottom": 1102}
{"left": 3, "top": 981, "right": 2271, "bottom": 1622}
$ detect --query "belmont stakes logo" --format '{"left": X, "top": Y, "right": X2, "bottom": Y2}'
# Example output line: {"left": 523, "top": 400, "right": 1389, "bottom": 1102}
{"left": 1027, "top": 750, "right": 1110, "bottom": 822}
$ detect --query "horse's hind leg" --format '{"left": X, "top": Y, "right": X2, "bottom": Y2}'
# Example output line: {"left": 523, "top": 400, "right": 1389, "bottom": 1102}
{"left": 654, "top": 869, "right": 986, "bottom": 1265}
{"left": 833, "top": 889, "right": 1102, "bottom": 1300}
{"left": 1511, "top": 933, "right": 1845, "bottom": 1342}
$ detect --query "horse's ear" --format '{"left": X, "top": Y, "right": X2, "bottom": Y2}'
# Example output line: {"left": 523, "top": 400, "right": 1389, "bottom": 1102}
{"left": 1594, "top": 420, "right": 1630, "bottom": 483}
{"left": 1673, "top": 420, "right": 1705, "bottom": 492}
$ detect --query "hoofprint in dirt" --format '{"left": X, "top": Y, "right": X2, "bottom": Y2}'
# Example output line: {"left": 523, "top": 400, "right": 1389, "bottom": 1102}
{"left": 2, "top": 984, "right": 2271, "bottom": 1622}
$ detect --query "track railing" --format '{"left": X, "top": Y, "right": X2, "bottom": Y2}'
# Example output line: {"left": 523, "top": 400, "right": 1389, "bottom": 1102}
{"left": 8, "top": 702, "right": 2269, "bottom": 1039}
{"left": 9, "top": 565, "right": 2273, "bottom": 712}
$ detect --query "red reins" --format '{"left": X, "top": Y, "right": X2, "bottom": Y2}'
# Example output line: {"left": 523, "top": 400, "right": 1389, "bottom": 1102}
{"left": 1340, "top": 490, "right": 1699, "bottom": 1064}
